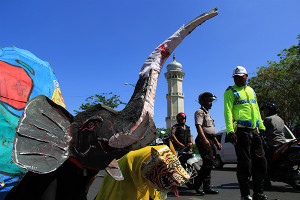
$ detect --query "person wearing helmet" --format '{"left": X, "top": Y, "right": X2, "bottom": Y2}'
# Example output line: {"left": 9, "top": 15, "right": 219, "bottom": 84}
{"left": 169, "top": 113, "right": 193, "bottom": 151}
{"left": 224, "top": 66, "right": 268, "bottom": 200}
{"left": 260, "top": 102, "right": 286, "bottom": 189}
{"left": 260, "top": 103, "right": 286, "bottom": 152}
{"left": 194, "top": 92, "right": 222, "bottom": 195}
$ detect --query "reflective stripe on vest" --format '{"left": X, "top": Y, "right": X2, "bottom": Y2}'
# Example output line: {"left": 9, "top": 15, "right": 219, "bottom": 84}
{"left": 237, "top": 120, "right": 259, "bottom": 128}
{"left": 229, "top": 87, "right": 256, "bottom": 105}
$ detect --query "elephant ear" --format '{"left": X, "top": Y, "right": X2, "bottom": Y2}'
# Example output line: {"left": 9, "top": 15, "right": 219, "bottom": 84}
{"left": 12, "top": 95, "right": 74, "bottom": 174}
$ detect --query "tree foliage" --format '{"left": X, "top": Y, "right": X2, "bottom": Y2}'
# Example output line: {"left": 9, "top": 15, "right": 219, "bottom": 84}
{"left": 191, "top": 144, "right": 199, "bottom": 154}
{"left": 248, "top": 35, "right": 300, "bottom": 137}
{"left": 156, "top": 127, "right": 171, "bottom": 138}
{"left": 74, "top": 92, "right": 127, "bottom": 114}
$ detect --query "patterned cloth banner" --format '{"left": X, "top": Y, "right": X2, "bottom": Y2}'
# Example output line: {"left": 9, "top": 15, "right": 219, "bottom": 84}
{"left": 0, "top": 47, "right": 66, "bottom": 199}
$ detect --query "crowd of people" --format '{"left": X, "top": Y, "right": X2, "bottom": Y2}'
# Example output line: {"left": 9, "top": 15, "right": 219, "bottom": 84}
{"left": 169, "top": 66, "right": 288, "bottom": 200}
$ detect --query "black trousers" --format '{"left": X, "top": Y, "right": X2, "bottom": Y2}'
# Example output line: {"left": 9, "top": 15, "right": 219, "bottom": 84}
{"left": 195, "top": 136, "right": 216, "bottom": 190}
{"left": 235, "top": 128, "right": 267, "bottom": 196}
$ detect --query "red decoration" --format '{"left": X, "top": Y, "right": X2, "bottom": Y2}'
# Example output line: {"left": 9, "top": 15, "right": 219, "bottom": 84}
{"left": 0, "top": 61, "right": 33, "bottom": 110}
{"left": 158, "top": 43, "right": 171, "bottom": 65}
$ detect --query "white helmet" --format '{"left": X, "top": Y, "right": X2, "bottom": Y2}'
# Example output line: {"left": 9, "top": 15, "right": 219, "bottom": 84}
{"left": 232, "top": 66, "right": 247, "bottom": 77}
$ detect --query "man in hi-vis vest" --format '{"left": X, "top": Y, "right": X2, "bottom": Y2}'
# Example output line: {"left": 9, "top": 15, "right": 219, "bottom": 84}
{"left": 224, "top": 66, "right": 268, "bottom": 200}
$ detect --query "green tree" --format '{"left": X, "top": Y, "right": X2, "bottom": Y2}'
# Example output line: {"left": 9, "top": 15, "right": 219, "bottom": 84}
{"left": 74, "top": 92, "right": 127, "bottom": 114}
{"left": 248, "top": 35, "right": 300, "bottom": 137}
{"left": 191, "top": 144, "right": 199, "bottom": 154}
{"left": 156, "top": 127, "right": 171, "bottom": 138}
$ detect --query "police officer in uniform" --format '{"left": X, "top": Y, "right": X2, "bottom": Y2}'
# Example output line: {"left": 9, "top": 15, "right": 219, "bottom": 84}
{"left": 260, "top": 102, "right": 286, "bottom": 152}
{"left": 169, "top": 113, "right": 193, "bottom": 151}
{"left": 194, "top": 92, "right": 222, "bottom": 195}
{"left": 169, "top": 113, "right": 193, "bottom": 168}
{"left": 224, "top": 66, "right": 268, "bottom": 200}
{"left": 261, "top": 102, "right": 286, "bottom": 189}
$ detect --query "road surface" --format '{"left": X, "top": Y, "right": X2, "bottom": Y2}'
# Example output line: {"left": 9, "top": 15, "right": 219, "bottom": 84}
{"left": 87, "top": 164, "right": 300, "bottom": 200}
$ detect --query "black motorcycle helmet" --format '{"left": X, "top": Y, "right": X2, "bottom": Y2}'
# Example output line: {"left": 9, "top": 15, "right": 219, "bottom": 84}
{"left": 260, "top": 102, "right": 278, "bottom": 116}
{"left": 198, "top": 92, "right": 217, "bottom": 106}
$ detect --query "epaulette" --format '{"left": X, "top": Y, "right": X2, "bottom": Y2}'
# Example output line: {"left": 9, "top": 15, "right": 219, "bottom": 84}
{"left": 199, "top": 107, "right": 207, "bottom": 114}
{"left": 226, "top": 86, "right": 233, "bottom": 91}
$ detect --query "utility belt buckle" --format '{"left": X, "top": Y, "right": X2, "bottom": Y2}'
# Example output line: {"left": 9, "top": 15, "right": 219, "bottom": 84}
{"left": 249, "top": 130, "right": 253, "bottom": 139}
{"left": 249, "top": 127, "right": 259, "bottom": 138}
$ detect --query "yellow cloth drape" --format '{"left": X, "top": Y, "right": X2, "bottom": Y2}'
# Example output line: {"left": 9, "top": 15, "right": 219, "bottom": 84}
{"left": 95, "top": 145, "right": 167, "bottom": 200}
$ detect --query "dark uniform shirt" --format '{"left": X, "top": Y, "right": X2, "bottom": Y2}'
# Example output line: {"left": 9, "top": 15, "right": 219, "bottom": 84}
{"left": 264, "top": 114, "right": 286, "bottom": 148}
{"left": 171, "top": 124, "right": 191, "bottom": 149}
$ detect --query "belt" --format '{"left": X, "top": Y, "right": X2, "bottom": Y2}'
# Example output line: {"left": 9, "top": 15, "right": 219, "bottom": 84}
{"left": 205, "top": 134, "right": 215, "bottom": 139}
{"left": 237, "top": 126, "right": 258, "bottom": 131}
{"left": 237, "top": 124, "right": 247, "bottom": 128}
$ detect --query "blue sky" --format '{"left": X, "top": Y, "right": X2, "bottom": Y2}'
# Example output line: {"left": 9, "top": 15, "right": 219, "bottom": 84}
{"left": 1, "top": 0, "right": 299, "bottom": 139}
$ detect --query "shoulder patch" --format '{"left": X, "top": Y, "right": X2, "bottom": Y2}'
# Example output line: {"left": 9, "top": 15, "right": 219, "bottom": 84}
{"left": 226, "top": 86, "right": 232, "bottom": 91}
{"left": 197, "top": 110, "right": 204, "bottom": 116}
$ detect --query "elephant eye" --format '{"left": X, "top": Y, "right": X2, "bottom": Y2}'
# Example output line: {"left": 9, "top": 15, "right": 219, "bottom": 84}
{"left": 79, "top": 117, "right": 103, "bottom": 132}
{"left": 88, "top": 122, "right": 95, "bottom": 129}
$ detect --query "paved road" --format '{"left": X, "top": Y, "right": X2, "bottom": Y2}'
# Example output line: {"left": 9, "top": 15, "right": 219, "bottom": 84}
{"left": 87, "top": 164, "right": 299, "bottom": 200}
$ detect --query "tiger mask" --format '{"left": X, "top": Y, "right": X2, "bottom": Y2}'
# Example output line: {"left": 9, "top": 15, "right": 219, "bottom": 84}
{"left": 141, "top": 146, "right": 190, "bottom": 197}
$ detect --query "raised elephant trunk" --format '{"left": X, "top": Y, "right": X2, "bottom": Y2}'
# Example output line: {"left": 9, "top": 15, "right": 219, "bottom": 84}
{"left": 109, "top": 8, "right": 219, "bottom": 148}
{"left": 12, "top": 8, "right": 218, "bottom": 173}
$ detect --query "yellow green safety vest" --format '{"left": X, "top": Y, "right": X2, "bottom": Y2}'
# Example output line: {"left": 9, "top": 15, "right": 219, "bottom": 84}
{"left": 224, "top": 85, "right": 265, "bottom": 134}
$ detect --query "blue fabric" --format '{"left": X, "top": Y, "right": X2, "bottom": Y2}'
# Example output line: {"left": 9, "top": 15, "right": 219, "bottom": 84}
{"left": 0, "top": 47, "right": 63, "bottom": 195}
{"left": 0, "top": 174, "right": 24, "bottom": 200}
{"left": 237, "top": 120, "right": 259, "bottom": 128}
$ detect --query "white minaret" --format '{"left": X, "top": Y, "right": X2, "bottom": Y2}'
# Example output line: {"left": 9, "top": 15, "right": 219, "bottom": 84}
{"left": 164, "top": 55, "right": 185, "bottom": 128}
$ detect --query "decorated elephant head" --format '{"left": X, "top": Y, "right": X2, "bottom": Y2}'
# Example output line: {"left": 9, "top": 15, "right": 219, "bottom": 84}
{"left": 12, "top": 8, "right": 218, "bottom": 174}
